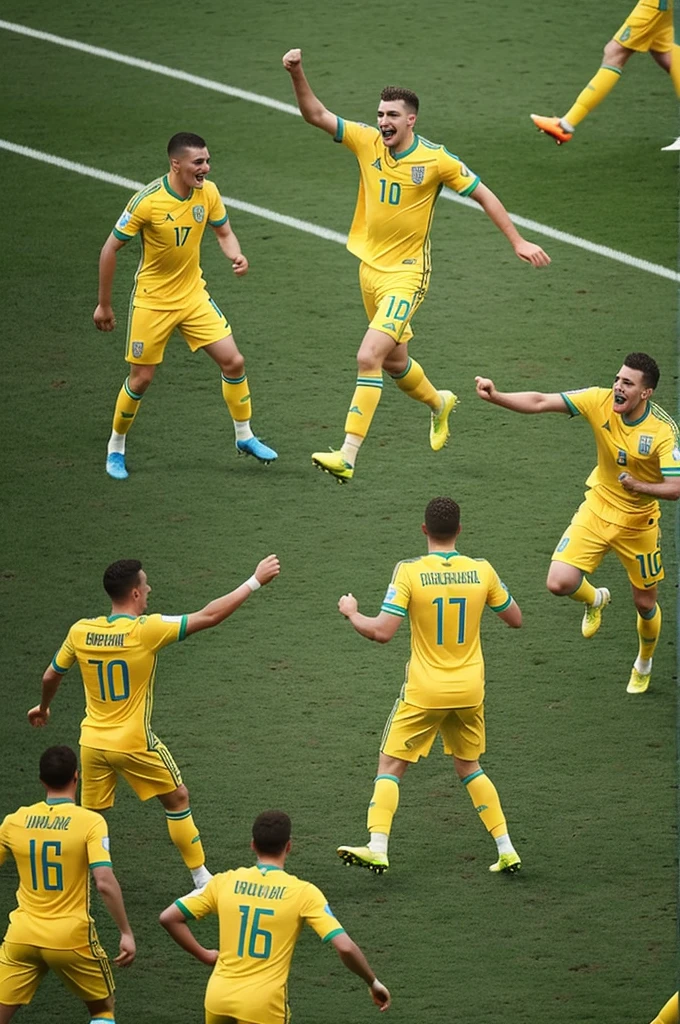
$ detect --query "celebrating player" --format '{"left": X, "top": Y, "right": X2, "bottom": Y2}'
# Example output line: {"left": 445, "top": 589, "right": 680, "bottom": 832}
{"left": 95, "top": 131, "right": 277, "bottom": 481}
{"left": 531, "top": 0, "right": 675, "bottom": 144}
{"left": 28, "top": 554, "right": 280, "bottom": 891}
{"left": 0, "top": 746, "right": 135, "bottom": 1024}
{"left": 282, "top": 48, "right": 550, "bottom": 483}
{"left": 159, "top": 810, "right": 391, "bottom": 1022}
{"left": 475, "top": 353, "right": 680, "bottom": 693}
{"left": 336, "top": 497, "right": 522, "bottom": 874}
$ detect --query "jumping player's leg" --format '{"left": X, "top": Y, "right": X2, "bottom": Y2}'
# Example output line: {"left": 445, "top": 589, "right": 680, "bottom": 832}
{"left": 158, "top": 784, "right": 212, "bottom": 889}
{"left": 548, "top": 504, "right": 611, "bottom": 637}
{"left": 614, "top": 523, "right": 663, "bottom": 693}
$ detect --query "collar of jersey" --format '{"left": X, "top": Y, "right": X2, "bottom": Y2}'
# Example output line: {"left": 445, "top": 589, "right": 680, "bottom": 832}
{"left": 107, "top": 614, "right": 137, "bottom": 622}
{"left": 622, "top": 400, "right": 651, "bottom": 427}
{"left": 430, "top": 551, "right": 460, "bottom": 558}
{"left": 163, "top": 174, "right": 193, "bottom": 202}
{"left": 256, "top": 863, "right": 283, "bottom": 872}
{"left": 391, "top": 134, "right": 420, "bottom": 160}
{"left": 45, "top": 798, "right": 74, "bottom": 806}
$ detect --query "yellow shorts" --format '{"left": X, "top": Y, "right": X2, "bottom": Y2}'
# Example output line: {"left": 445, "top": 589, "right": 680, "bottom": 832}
{"left": 0, "top": 940, "right": 114, "bottom": 1005}
{"left": 206, "top": 1016, "right": 272, "bottom": 1024}
{"left": 126, "top": 292, "right": 232, "bottom": 364}
{"left": 552, "top": 500, "right": 663, "bottom": 590}
{"left": 359, "top": 262, "right": 428, "bottom": 344}
{"left": 205, "top": 974, "right": 286, "bottom": 1024}
{"left": 615, "top": 2, "right": 673, "bottom": 52}
{"left": 81, "top": 741, "right": 183, "bottom": 808}
{"left": 381, "top": 698, "right": 486, "bottom": 762}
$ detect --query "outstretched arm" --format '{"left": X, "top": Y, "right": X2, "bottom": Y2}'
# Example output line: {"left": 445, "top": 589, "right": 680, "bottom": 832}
{"left": 331, "top": 932, "right": 391, "bottom": 1011}
{"left": 184, "top": 555, "right": 280, "bottom": 636}
{"left": 94, "top": 233, "right": 127, "bottom": 331}
{"left": 470, "top": 184, "right": 550, "bottom": 268}
{"left": 338, "top": 594, "right": 402, "bottom": 643}
{"left": 212, "top": 220, "right": 248, "bottom": 276}
{"left": 282, "top": 49, "right": 339, "bottom": 135}
{"left": 475, "top": 376, "right": 569, "bottom": 414}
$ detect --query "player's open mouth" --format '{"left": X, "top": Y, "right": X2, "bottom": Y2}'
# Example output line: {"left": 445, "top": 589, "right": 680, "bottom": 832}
{"left": 195, "top": 174, "right": 205, "bottom": 183}
{"left": 613, "top": 393, "right": 626, "bottom": 405}
{"left": 380, "top": 127, "right": 397, "bottom": 141}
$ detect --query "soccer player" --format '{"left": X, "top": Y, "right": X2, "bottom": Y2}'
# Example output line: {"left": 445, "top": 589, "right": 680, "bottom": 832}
{"left": 336, "top": 497, "right": 523, "bottom": 875}
{"left": 27, "top": 554, "right": 280, "bottom": 892}
{"left": 0, "top": 746, "right": 135, "bottom": 1024}
{"left": 475, "top": 353, "right": 680, "bottom": 693}
{"left": 651, "top": 993, "right": 679, "bottom": 1024}
{"left": 94, "top": 131, "right": 277, "bottom": 481}
{"left": 282, "top": 49, "right": 550, "bottom": 483}
{"left": 530, "top": 0, "right": 674, "bottom": 144}
{"left": 159, "top": 810, "right": 391, "bottom": 1023}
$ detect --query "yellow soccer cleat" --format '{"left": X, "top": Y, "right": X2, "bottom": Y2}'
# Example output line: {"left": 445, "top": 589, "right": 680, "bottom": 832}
{"left": 626, "top": 667, "right": 651, "bottom": 695}
{"left": 581, "top": 587, "right": 610, "bottom": 639}
{"left": 530, "top": 114, "right": 573, "bottom": 145}
{"left": 429, "top": 390, "right": 458, "bottom": 452}
{"left": 311, "top": 450, "right": 354, "bottom": 483}
{"left": 336, "top": 845, "right": 389, "bottom": 875}
{"left": 489, "top": 851, "right": 521, "bottom": 874}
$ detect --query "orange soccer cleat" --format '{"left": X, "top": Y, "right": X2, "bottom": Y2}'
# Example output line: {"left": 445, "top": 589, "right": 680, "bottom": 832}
{"left": 530, "top": 114, "right": 573, "bottom": 145}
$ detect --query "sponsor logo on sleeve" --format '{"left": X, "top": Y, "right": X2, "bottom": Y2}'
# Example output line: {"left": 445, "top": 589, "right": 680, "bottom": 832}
{"left": 116, "top": 210, "right": 132, "bottom": 230}
{"left": 102, "top": 837, "right": 110, "bottom": 852}
{"left": 161, "top": 615, "right": 183, "bottom": 623}
{"left": 323, "top": 903, "right": 335, "bottom": 916}
{"left": 672, "top": 447, "right": 680, "bottom": 461}
{"left": 384, "top": 585, "right": 397, "bottom": 603}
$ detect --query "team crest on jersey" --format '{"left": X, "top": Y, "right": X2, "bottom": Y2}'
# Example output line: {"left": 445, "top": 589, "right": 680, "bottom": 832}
{"left": 192, "top": 205, "right": 205, "bottom": 223}
{"left": 616, "top": 450, "right": 627, "bottom": 466}
{"left": 132, "top": 341, "right": 144, "bottom": 358}
{"left": 411, "top": 165, "right": 425, "bottom": 184}
{"left": 638, "top": 435, "right": 652, "bottom": 455}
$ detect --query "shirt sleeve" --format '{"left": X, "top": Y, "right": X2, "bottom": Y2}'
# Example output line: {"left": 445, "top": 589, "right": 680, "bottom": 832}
{"left": 208, "top": 182, "right": 229, "bottom": 227}
{"left": 334, "top": 118, "right": 380, "bottom": 156}
{"left": 138, "top": 613, "right": 188, "bottom": 652}
{"left": 381, "top": 561, "right": 411, "bottom": 618}
{"left": 559, "top": 386, "right": 603, "bottom": 419}
{"left": 87, "top": 814, "right": 113, "bottom": 869}
{"left": 438, "top": 149, "right": 480, "bottom": 197}
{"left": 485, "top": 564, "right": 512, "bottom": 613}
{"left": 300, "top": 883, "right": 345, "bottom": 943}
{"left": 175, "top": 875, "right": 220, "bottom": 921}
{"left": 112, "top": 190, "right": 153, "bottom": 242}
{"left": 0, "top": 816, "right": 10, "bottom": 867}
{"left": 657, "top": 423, "right": 680, "bottom": 478}
{"left": 52, "top": 628, "right": 77, "bottom": 675}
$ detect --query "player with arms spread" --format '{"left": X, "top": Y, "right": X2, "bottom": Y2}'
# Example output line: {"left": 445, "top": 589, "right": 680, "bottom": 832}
{"left": 475, "top": 352, "right": 680, "bottom": 693}
{"left": 159, "top": 810, "right": 390, "bottom": 1023}
{"left": 0, "top": 746, "right": 135, "bottom": 1024}
{"left": 336, "top": 498, "right": 523, "bottom": 875}
{"left": 282, "top": 49, "right": 550, "bottom": 483}
{"left": 95, "top": 131, "right": 277, "bottom": 480}
{"left": 28, "top": 554, "right": 280, "bottom": 892}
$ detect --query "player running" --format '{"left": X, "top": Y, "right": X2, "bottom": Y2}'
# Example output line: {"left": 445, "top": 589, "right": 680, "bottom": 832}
{"left": 336, "top": 497, "right": 523, "bottom": 875}
{"left": 282, "top": 48, "right": 550, "bottom": 483}
{"left": 160, "top": 810, "right": 391, "bottom": 1023}
{"left": 95, "top": 131, "right": 277, "bottom": 480}
{"left": 28, "top": 554, "right": 280, "bottom": 892}
{"left": 475, "top": 353, "right": 680, "bottom": 693}
{"left": 0, "top": 746, "right": 135, "bottom": 1023}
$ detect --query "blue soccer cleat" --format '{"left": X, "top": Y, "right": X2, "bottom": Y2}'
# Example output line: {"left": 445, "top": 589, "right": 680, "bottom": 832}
{"left": 106, "top": 452, "right": 129, "bottom": 480}
{"left": 236, "top": 437, "right": 278, "bottom": 464}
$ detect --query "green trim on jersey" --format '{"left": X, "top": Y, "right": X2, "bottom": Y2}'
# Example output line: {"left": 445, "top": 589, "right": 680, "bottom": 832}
{"left": 256, "top": 863, "right": 284, "bottom": 872}
{"left": 459, "top": 176, "right": 480, "bottom": 197}
{"left": 163, "top": 174, "right": 193, "bottom": 202}
{"left": 393, "top": 134, "right": 419, "bottom": 160}
{"left": 89, "top": 860, "right": 113, "bottom": 869}
{"left": 560, "top": 392, "right": 580, "bottom": 416}
{"left": 178, "top": 614, "right": 188, "bottom": 642}
{"left": 430, "top": 551, "right": 460, "bottom": 559}
{"left": 107, "top": 614, "right": 137, "bottom": 622}
{"left": 52, "top": 655, "right": 69, "bottom": 674}
{"left": 113, "top": 228, "right": 133, "bottom": 242}
{"left": 209, "top": 213, "right": 229, "bottom": 227}
{"left": 129, "top": 180, "right": 162, "bottom": 213}
{"left": 322, "top": 927, "right": 346, "bottom": 943}
{"left": 175, "top": 898, "right": 194, "bottom": 919}
{"left": 45, "top": 797, "right": 75, "bottom": 805}
{"left": 334, "top": 117, "right": 345, "bottom": 143}
{"left": 381, "top": 602, "right": 407, "bottom": 617}
{"left": 622, "top": 401, "right": 651, "bottom": 426}
{"left": 490, "top": 594, "right": 512, "bottom": 613}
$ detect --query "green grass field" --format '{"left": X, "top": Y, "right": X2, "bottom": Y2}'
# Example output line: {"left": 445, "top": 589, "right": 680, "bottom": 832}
{"left": 0, "top": 2, "right": 678, "bottom": 1021}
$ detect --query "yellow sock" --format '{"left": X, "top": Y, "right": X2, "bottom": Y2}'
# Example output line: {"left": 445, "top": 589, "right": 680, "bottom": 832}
{"left": 564, "top": 65, "right": 622, "bottom": 128}
{"left": 165, "top": 808, "right": 206, "bottom": 870}
{"left": 112, "top": 378, "right": 143, "bottom": 435}
{"left": 221, "top": 372, "right": 252, "bottom": 421}
{"left": 367, "top": 774, "right": 400, "bottom": 835}
{"left": 637, "top": 603, "right": 662, "bottom": 662}
{"left": 651, "top": 992, "right": 679, "bottom": 1024}
{"left": 567, "top": 576, "right": 597, "bottom": 605}
{"left": 390, "top": 357, "right": 440, "bottom": 410}
{"left": 90, "top": 1014, "right": 115, "bottom": 1023}
{"left": 344, "top": 374, "right": 383, "bottom": 437}
{"left": 462, "top": 770, "right": 507, "bottom": 837}
{"left": 671, "top": 45, "right": 680, "bottom": 98}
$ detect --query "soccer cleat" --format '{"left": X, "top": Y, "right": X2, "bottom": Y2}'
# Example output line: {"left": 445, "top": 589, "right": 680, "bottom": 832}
{"left": 626, "top": 667, "right": 651, "bottom": 695}
{"left": 581, "top": 587, "right": 611, "bottom": 639}
{"left": 661, "top": 136, "right": 680, "bottom": 151}
{"left": 106, "top": 452, "right": 129, "bottom": 480}
{"left": 429, "top": 390, "right": 458, "bottom": 451}
{"left": 489, "top": 851, "right": 522, "bottom": 874}
{"left": 530, "top": 114, "right": 573, "bottom": 145}
{"left": 235, "top": 437, "right": 278, "bottom": 464}
{"left": 336, "top": 845, "right": 389, "bottom": 875}
{"left": 311, "top": 450, "right": 354, "bottom": 483}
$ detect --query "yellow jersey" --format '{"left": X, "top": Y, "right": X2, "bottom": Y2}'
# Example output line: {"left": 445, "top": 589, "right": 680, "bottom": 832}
{"left": 335, "top": 118, "right": 481, "bottom": 273}
{"left": 52, "top": 612, "right": 188, "bottom": 752}
{"left": 561, "top": 388, "right": 680, "bottom": 528}
{"left": 0, "top": 798, "right": 111, "bottom": 949}
{"left": 381, "top": 551, "right": 512, "bottom": 709}
{"left": 113, "top": 176, "right": 228, "bottom": 310}
{"left": 177, "top": 863, "right": 344, "bottom": 1023}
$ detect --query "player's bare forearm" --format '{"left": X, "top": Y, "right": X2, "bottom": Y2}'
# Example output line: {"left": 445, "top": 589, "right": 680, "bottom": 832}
{"left": 471, "top": 185, "right": 550, "bottom": 267}
{"left": 214, "top": 223, "right": 249, "bottom": 275}
{"left": 94, "top": 235, "right": 126, "bottom": 330}
{"left": 475, "top": 377, "right": 568, "bottom": 414}
{"left": 93, "top": 867, "right": 134, "bottom": 946}
{"left": 28, "top": 668, "right": 61, "bottom": 726}
{"left": 159, "top": 906, "right": 218, "bottom": 965}
{"left": 184, "top": 555, "right": 280, "bottom": 635}
{"left": 338, "top": 597, "right": 401, "bottom": 643}
{"left": 282, "top": 49, "right": 338, "bottom": 134}
{"left": 618, "top": 474, "right": 680, "bottom": 501}
{"left": 332, "top": 934, "right": 391, "bottom": 1010}
{"left": 498, "top": 599, "right": 522, "bottom": 628}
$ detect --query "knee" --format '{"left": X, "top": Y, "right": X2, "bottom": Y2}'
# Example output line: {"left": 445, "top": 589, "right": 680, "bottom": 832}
{"left": 128, "top": 366, "right": 154, "bottom": 393}
{"left": 634, "top": 593, "right": 657, "bottom": 616}
{"left": 454, "top": 758, "right": 480, "bottom": 780}
{"left": 546, "top": 572, "right": 573, "bottom": 597}
{"left": 163, "top": 784, "right": 190, "bottom": 810}
{"left": 356, "top": 351, "right": 383, "bottom": 374}
{"left": 603, "top": 40, "right": 628, "bottom": 67}
{"left": 220, "top": 350, "right": 245, "bottom": 379}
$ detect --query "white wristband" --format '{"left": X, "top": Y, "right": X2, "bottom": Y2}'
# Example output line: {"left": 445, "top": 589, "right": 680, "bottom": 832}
{"left": 245, "top": 575, "right": 261, "bottom": 592}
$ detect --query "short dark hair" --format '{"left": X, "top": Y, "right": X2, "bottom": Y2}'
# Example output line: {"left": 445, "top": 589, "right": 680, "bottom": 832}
{"left": 380, "top": 86, "right": 419, "bottom": 114}
{"left": 424, "top": 497, "right": 461, "bottom": 541}
{"left": 103, "top": 559, "right": 142, "bottom": 600}
{"left": 39, "top": 746, "right": 78, "bottom": 789}
{"left": 252, "top": 810, "right": 291, "bottom": 855}
{"left": 623, "top": 352, "right": 660, "bottom": 390}
{"left": 167, "top": 132, "right": 207, "bottom": 157}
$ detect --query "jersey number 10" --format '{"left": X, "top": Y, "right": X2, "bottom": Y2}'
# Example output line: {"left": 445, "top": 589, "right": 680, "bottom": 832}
{"left": 87, "top": 659, "right": 130, "bottom": 702}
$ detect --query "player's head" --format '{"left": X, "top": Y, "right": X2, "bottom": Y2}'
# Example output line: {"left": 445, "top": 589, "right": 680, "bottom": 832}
{"left": 39, "top": 745, "right": 78, "bottom": 792}
{"left": 613, "top": 353, "right": 659, "bottom": 417}
{"left": 423, "top": 497, "right": 461, "bottom": 542}
{"left": 167, "top": 132, "right": 210, "bottom": 190}
{"left": 251, "top": 810, "right": 292, "bottom": 858}
{"left": 378, "top": 86, "right": 419, "bottom": 149}
{"left": 103, "top": 559, "right": 150, "bottom": 611}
